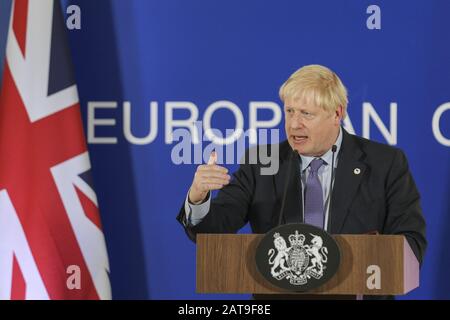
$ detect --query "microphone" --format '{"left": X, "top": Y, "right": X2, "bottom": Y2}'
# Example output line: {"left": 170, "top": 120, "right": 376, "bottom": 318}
{"left": 326, "top": 145, "right": 337, "bottom": 231}
{"left": 277, "top": 148, "right": 298, "bottom": 226}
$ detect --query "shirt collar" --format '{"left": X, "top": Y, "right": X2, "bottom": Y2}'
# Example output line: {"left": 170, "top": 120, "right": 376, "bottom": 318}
{"left": 300, "top": 126, "right": 343, "bottom": 172}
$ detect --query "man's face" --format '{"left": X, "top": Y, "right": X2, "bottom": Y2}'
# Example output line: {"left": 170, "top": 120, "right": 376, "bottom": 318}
{"left": 284, "top": 97, "right": 342, "bottom": 157}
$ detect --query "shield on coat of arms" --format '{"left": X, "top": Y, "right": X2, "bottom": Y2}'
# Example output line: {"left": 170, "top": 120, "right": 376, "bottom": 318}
{"left": 255, "top": 223, "right": 341, "bottom": 292}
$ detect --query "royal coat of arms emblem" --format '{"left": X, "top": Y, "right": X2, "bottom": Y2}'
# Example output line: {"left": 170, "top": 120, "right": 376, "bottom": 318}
{"left": 255, "top": 223, "right": 340, "bottom": 291}
{"left": 268, "top": 231, "right": 328, "bottom": 285}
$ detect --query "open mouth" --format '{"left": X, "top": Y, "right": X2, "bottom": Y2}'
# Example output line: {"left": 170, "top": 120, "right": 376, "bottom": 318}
{"left": 292, "top": 135, "right": 308, "bottom": 143}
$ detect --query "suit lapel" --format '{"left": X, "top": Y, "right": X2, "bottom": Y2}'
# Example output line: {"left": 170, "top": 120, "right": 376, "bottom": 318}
{"left": 274, "top": 142, "right": 303, "bottom": 225}
{"left": 328, "top": 129, "right": 367, "bottom": 233}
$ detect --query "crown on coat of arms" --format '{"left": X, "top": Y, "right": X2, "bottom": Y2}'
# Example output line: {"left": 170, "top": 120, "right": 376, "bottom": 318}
{"left": 289, "top": 231, "right": 305, "bottom": 246}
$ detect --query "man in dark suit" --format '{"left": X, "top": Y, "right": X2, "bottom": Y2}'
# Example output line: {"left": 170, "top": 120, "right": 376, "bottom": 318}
{"left": 177, "top": 64, "right": 426, "bottom": 269}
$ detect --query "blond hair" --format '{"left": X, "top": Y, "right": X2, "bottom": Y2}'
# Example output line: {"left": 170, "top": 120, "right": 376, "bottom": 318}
{"left": 279, "top": 65, "right": 348, "bottom": 118}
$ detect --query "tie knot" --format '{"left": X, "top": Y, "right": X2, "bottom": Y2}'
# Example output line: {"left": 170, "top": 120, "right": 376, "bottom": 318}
{"left": 309, "top": 158, "right": 324, "bottom": 173}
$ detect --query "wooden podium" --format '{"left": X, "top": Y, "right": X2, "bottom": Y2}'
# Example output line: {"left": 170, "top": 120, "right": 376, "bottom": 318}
{"left": 196, "top": 234, "right": 419, "bottom": 296}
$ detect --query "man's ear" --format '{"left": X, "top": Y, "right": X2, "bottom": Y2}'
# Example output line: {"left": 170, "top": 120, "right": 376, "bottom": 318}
{"left": 335, "top": 105, "right": 343, "bottom": 123}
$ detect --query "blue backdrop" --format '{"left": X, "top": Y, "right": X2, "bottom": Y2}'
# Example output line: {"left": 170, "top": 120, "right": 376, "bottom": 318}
{"left": 1, "top": 0, "right": 449, "bottom": 299}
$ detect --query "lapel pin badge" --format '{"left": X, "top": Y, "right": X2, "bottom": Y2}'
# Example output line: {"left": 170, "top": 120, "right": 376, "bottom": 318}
{"left": 354, "top": 168, "right": 361, "bottom": 175}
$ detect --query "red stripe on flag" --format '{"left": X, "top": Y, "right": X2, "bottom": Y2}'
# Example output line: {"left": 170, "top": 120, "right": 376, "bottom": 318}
{"left": 12, "top": 0, "right": 29, "bottom": 57}
{"left": 11, "top": 254, "right": 26, "bottom": 300}
{"left": 75, "top": 187, "right": 103, "bottom": 230}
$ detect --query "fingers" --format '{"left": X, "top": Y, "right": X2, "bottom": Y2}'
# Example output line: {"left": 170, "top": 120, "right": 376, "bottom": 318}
{"left": 198, "top": 164, "right": 228, "bottom": 173}
{"left": 201, "top": 151, "right": 227, "bottom": 173}
{"left": 194, "top": 171, "right": 230, "bottom": 185}
{"left": 199, "top": 183, "right": 226, "bottom": 191}
{"left": 196, "top": 178, "right": 230, "bottom": 192}
{"left": 207, "top": 151, "right": 217, "bottom": 165}
{"left": 203, "top": 172, "right": 230, "bottom": 181}
{"left": 202, "top": 175, "right": 230, "bottom": 185}
{"left": 191, "top": 151, "right": 231, "bottom": 199}
{"left": 196, "top": 168, "right": 229, "bottom": 178}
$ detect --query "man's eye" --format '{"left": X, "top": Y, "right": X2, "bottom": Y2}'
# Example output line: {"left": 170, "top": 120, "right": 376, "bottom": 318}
{"left": 302, "top": 111, "right": 311, "bottom": 116}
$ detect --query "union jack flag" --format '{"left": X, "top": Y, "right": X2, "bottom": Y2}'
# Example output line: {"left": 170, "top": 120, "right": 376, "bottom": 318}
{"left": 0, "top": 0, "right": 111, "bottom": 299}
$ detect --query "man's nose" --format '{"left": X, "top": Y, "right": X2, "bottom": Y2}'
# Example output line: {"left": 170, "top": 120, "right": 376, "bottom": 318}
{"left": 289, "top": 115, "right": 305, "bottom": 130}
